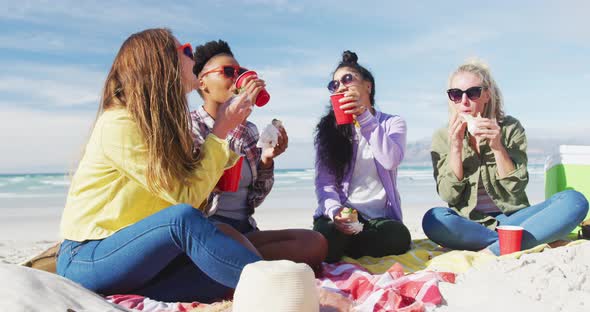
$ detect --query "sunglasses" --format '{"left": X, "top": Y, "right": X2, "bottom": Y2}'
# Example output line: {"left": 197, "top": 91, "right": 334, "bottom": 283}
{"left": 446, "top": 86, "right": 486, "bottom": 102}
{"left": 327, "top": 73, "right": 357, "bottom": 94}
{"left": 177, "top": 43, "right": 193, "bottom": 60}
{"left": 200, "top": 65, "right": 248, "bottom": 80}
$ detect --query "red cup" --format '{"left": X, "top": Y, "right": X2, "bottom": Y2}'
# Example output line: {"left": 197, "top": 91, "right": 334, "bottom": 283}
{"left": 216, "top": 156, "right": 244, "bottom": 192}
{"left": 330, "top": 93, "right": 354, "bottom": 125}
{"left": 497, "top": 225, "right": 524, "bottom": 255}
{"left": 235, "top": 70, "right": 270, "bottom": 107}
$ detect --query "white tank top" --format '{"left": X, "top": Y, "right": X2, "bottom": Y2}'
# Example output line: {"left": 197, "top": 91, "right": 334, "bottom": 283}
{"left": 344, "top": 127, "right": 388, "bottom": 219}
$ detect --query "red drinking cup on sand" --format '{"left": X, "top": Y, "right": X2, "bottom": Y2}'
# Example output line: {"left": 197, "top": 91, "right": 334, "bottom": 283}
{"left": 216, "top": 156, "right": 244, "bottom": 192}
{"left": 330, "top": 93, "right": 354, "bottom": 125}
{"left": 497, "top": 225, "right": 524, "bottom": 255}
{"left": 235, "top": 70, "right": 270, "bottom": 107}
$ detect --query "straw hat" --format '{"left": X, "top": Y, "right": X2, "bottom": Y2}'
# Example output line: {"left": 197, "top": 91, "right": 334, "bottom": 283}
{"left": 232, "top": 260, "right": 319, "bottom": 312}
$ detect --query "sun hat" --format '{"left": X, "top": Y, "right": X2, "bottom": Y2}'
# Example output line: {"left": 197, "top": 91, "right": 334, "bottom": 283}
{"left": 232, "top": 260, "right": 319, "bottom": 312}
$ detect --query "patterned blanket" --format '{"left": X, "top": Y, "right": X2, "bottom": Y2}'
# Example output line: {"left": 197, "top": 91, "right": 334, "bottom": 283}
{"left": 107, "top": 263, "right": 455, "bottom": 312}
{"left": 107, "top": 294, "right": 210, "bottom": 312}
{"left": 107, "top": 239, "right": 457, "bottom": 312}
{"left": 319, "top": 262, "right": 455, "bottom": 311}
{"left": 94, "top": 239, "right": 590, "bottom": 311}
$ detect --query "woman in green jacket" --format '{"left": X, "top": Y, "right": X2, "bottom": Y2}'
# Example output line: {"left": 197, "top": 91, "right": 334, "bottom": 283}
{"left": 422, "top": 59, "right": 588, "bottom": 255}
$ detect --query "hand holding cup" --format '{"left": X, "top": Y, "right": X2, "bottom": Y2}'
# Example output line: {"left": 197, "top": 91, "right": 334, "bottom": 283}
{"left": 212, "top": 93, "right": 253, "bottom": 139}
{"left": 235, "top": 71, "right": 270, "bottom": 107}
{"left": 337, "top": 86, "right": 368, "bottom": 116}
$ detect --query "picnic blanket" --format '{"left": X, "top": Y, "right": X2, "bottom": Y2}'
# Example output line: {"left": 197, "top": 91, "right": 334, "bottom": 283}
{"left": 318, "top": 262, "right": 455, "bottom": 311}
{"left": 68, "top": 239, "right": 590, "bottom": 311}
{"left": 107, "top": 294, "right": 217, "bottom": 311}
{"left": 106, "top": 262, "right": 456, "bottom": 312}
{"left": 342, "top": 239, "right": 447, "bottom": 274}
{"left": 106, "top": 239, "right": 457, "bottom": 312}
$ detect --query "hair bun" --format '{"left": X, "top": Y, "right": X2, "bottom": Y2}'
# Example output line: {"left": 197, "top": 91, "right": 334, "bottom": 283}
{"left": 341, "top": 50, "right": 358, "bottom": 64}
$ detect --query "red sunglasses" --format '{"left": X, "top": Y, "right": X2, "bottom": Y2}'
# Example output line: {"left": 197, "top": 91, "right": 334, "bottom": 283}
{"left": 200, "top": 65, "right": 248, "bottom": 80}
{"left": 177, "top": 43, "right": 193, "bottom": 60}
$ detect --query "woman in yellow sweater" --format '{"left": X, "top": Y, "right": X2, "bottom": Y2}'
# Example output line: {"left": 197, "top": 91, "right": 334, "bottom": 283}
{"left": 57, "top": 28, "right": 261, "bottom": 303}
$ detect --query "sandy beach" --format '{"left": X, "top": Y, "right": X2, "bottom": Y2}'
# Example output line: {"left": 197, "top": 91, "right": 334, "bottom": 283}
{"left": 0, "top": 186, "right": 435, "bottom": 266}
{"left": 1, "top": 171, "right": 589, "bottom": 312}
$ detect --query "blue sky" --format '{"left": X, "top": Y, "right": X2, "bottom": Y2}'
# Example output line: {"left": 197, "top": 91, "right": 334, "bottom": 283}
{"left": 1, "top": 0, "right": 589, "bottom": 172}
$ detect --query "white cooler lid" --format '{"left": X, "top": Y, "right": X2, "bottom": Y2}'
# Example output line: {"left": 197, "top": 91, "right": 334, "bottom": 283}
{"left": 544, "top": 145, "right": 590, "bottom": 171}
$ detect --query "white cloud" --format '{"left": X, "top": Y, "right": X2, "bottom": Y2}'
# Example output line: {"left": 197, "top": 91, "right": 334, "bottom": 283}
{"left": 498, "top": 1, "right": 590, "bottom": 43}
{"left": 1, "top": 1, "right": 207, "bottom": 30}
{"left": 240, "top": 0, "right": 304, "bottom": 12}
{"left": 0, "top": 31, "right": 113, "bottom": 54}
{"left": 378, "top": 27, "right": 499, "bottom": 60}
{"left": 0, "top": 62, "right": 104, "bottom": 108}
{"left": 0, "top": 108, "right": 95, "bottom": 173}
{"left": 0, "top": 77, "right": 99, "bottom": 107}
{"left": 258, "top": 61, "right": 333, "bottom": 80}
{"left": 378, "top": 93, "right": 448, "bottom": 141}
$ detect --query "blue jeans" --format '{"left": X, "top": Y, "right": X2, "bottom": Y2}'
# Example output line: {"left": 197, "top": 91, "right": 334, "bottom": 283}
{"left": 57, "top": 204, "right": 261, "bottom": 302}
{"left": 422, "top": 190, "right": 589, "bottom": 255}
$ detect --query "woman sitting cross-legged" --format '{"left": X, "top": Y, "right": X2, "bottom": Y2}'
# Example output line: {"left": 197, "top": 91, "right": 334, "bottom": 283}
{"left": 190, "top": 40, "right": 327, "bottom": 270}
{"left": 57, "top": 29, "right": 262, "bottom": 303}
{"left": 423, "top": 59, "right": 589, "bottom": 255}
{"left": 313, "top": 50, "right": 412, "bottom": 263}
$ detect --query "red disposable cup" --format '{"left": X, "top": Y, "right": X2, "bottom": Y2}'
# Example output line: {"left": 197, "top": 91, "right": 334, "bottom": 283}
{"left": 235, "top": 70, "right": 270, "bottom": 107}
{"left": 216, "top": 156, "right": 244, "bottom": 192}
{"left": 330, "top": 93, "right": 354, "bottom": 125}
{"left": 497, "top": 225, "right": 524, "bottom": 255}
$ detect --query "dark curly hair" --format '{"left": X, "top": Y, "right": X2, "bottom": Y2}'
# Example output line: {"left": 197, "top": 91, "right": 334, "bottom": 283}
{"left": 192, "top": 40, "right": 234, "bottom": 77}
{"left": 314, "top": 50, "right": 376, "bottom": 184}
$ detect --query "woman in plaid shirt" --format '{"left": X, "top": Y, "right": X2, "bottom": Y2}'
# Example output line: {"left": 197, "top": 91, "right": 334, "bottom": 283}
{"left": 190, "top": 40, "right": 327, "bottom": 270}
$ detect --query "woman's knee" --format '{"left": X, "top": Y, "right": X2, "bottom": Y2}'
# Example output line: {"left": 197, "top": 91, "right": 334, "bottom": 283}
{"left": 305, "top": 230, "right": 328, "bottom": 258}
{"left": 422, "top": 207, "right": 453, "bottom": 235}
{"left": 166, "top": 203, "right": 204, "bottom": 220}
{"left": 554, "top": 190, "right": 589, "bottom": 221}
{"left": 216, "top": 224, "right": 261, "bottom": 257}
{"left": 276, "top": 229, "right": 328, "bottom": 260}
{"left": 380, "top": 221, "right": 412, "bottom": 253}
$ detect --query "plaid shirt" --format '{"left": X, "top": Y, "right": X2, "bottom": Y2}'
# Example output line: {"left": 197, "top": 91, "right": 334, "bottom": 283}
{"left": 190, "top": 106, "right": 274, "bottom": 217}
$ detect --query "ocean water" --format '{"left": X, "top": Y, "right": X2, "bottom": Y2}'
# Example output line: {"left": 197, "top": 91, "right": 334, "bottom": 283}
{"left": 0, "top": 164, "right": 547, "bottom": 210}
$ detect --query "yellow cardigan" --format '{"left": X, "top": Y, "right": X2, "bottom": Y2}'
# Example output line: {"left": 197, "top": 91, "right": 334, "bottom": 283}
{"left": 60, "top": 108, "right": 238, "bottom": 241}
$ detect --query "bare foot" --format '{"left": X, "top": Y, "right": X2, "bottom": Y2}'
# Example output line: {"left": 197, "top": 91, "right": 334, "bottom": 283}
{"left": 318, "top": 288, "right": 353, "bottom": 312}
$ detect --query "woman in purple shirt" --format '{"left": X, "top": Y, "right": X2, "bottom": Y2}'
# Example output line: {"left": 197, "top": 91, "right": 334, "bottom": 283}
{"left": 313, "top": 51, "right": 411, "bottom": 263}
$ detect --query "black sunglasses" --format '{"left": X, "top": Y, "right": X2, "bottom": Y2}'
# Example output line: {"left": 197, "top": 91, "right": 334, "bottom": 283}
{"left": 327, "top": 73, "right": 356, "bottom": 94}
{"left": 446, "top": 86, "right": 486, "bottom": 102}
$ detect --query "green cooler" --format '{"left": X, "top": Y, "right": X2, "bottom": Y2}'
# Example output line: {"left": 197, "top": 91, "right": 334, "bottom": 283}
{"left": 544, "top": 145, "right": 590, "bottom": 238}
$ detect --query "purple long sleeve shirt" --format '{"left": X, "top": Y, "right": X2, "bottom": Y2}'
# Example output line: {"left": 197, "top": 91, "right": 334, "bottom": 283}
{"left": 313, "top": 109, "right": 407, "bottom": 221}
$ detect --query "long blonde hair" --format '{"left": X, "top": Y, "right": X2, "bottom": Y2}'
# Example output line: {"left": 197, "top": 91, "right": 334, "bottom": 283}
{"left": 99, "top": 28, "right": 197, "bottom": 193}
{"left": 449, "top": 58, "right": 505, "bottom": 122}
